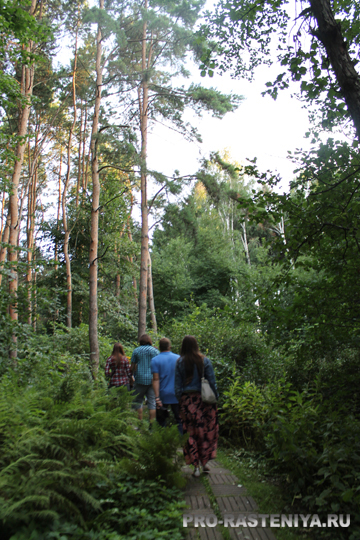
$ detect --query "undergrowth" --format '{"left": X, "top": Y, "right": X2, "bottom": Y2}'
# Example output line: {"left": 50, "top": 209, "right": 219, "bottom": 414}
{"left": 219, "top": 377, "right": 360, "bottom": 540}
{"left": 0, "top": 360, "right": 186, "bottom": 539}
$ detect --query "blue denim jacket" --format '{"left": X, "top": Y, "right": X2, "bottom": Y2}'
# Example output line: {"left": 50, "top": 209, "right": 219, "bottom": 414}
{"left": 174, "top": 357, "right": 219, "bottom": 402}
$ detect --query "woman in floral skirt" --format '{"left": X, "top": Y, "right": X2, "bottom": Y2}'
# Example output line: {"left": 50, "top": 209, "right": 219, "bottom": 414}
{"left": 174, "top": 335, "right": 219, "bottom": 477}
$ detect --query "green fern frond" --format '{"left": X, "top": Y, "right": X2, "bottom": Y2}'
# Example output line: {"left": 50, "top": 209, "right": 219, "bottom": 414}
{"left": 1, "top": 495, "right": 50, "bottom": 517}
{"left": 0, "top": 453, "right": 39, "bottom": 475}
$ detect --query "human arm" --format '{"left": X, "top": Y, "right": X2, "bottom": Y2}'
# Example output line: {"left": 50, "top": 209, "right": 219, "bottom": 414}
{"left": 151, "top": 357, "right": 162, "bottom": 407}
{"left": 124, "top": 358, "right": 131, "bottom": 379}
{"left": 152, "top": 373, "right": 162, "bottom": 408}
{"left": 130, "top": 350, "right": 137, "bottom": 374}
{"left": 105, "top": 357, "right": 112, "bottom": 378}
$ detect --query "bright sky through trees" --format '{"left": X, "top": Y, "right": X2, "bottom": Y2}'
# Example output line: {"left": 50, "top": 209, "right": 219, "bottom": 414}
{"left": 53, "top": 0, "right": 311, "bottom": 200}
{"left": 147, "top": 0, "right": 312, "bottom": 189}
{"left": 148, "top": 66, "right": 311, "bottom": 187}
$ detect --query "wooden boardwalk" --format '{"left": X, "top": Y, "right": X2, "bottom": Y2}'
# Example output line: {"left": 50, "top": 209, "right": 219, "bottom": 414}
{"left": 182, "top": 460, "right": 277, "bottom": 540}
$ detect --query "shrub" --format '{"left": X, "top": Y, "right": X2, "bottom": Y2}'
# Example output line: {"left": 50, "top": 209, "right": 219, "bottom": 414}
{"left": 160, "top": 303, "right": 284, "bottom": 390}
{"left": 0, "top": 373, "right": 185, "bottom": 540}
{"left": 121, "top": 423, "right": 187, "bottom": 489}
{"left": 221, "top": 376, "right": 360, "bottom": 538}
{"left": 221, "top": 379, "right": 267, "bottom": 448}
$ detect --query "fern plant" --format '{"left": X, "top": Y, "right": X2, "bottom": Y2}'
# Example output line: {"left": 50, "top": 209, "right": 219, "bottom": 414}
{"left": 0, "top": 378, "right": 135, "bottom": 534}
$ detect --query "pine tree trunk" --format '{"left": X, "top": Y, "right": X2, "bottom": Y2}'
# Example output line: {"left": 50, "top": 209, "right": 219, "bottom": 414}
{"left": 115, "top": 243, "right": 120, "bottom": 298}
{"left": 32, "top": 252, "right": 37, "bottom": 331}
{"left": 82, "top": 104, "right": 88, "bottom": 191}
{"left": 65, "top": 19, "right": 81, "bottom": 327}
{"left": 89, "top": 0, "right": 104, "bottom": 376}
{"left": 62, "top": 26, "right": 79, "bottom": 329}
{"left": 116, "top": 267, "right": 120, "bottom": 298}
{"left": 55, "top": 151, "right": 62, "bottom": 271}
{"left": 115, "top": 226, "right": 125, "bottom": 298}
{"left": 0, "top": 191, "right": 6, "bottom": 238}
{"left": 138, "top": 2, "right": 150, "bottom": 339}
{"left": 8, "top": 0, "right": 37, "bottom": 359}
{"left": 0, "top": 210, "right": 10, "bottom": 288}
{"left": 75, "top": 105, "right": 83, "bottom": 210}
{"left": 53, "top": 151, "right": 62, "bottom": 322}
{"left": 128, "top": 191, "right": 138, "bottom": 302}
{"left": 26, "top": 165, "right": 37, "bottom": 325}
{"left": 147, "top": 251, "right": 157, "bottom": 332}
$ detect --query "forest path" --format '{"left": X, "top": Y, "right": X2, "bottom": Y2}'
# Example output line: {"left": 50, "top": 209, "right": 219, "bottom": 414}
{"left": 182, "top": 459, "right": 277, "bottom": 540}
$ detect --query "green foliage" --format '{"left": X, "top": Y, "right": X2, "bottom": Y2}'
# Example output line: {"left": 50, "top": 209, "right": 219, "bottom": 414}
{"left": 160, "top": 303, "right": 284, "bottom": 391}
{"left": 234, "top": 141, "right": 360, "bottom": 358}
{"left": 152, "top": 157, "right": 270, "bottom": 326}
{"left": 5, "top": 472, "right": 185, "bottom": 540}
{"left": 186, "top": 83, "right": 243, "bottom": 117}
{"left": 0, "top": 354, "right": 185, "bottom": 540}
{"left": 0, "top": 377, "right": 134, "bottom": 536}
{"left": 222, "top": 376, "right": 360, "bottom": 537}
{"left": 221, "top": 380, "right": 267, "bottom": 448}
{"left": 121, "top": 423, "right": 187, "bottom": 489}
{"left": 201, "top": 0, "right": 360, "bottom": 136}
{"left": 0, "top": 0, "right": 44, "bottom": 42}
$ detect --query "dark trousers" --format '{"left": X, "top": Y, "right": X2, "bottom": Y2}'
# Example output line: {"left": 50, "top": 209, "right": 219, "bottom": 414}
{"left": 156, "top": 403, "right": 183, "bottom": 435}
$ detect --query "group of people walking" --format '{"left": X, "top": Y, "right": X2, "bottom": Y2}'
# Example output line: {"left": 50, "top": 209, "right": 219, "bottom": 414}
{"left": 105, "top": 334, "right": 219, "bottom": 477}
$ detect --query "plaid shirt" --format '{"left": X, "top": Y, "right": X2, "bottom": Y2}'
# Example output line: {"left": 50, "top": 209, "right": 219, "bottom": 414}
{"left": 105, "top": 356, "right": 131, "bottom": 387}
{"left": 131, "top": 345, "right": 159, "bottom": 385}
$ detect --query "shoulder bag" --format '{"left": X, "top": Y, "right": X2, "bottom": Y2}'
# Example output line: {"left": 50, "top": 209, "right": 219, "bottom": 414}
{"left": 201, "top": 360, "right": 217, "bottom": 404}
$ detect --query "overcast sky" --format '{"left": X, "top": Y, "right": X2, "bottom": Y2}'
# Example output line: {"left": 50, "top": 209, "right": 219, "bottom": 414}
{"left": 146, "top": 1, "right": 312, "bottom": 193}
{"left": 147, "top": 66, "right": 311, "bottom": 191}
{"left": 53, "top": 0, "right": 312, "bottom": 220}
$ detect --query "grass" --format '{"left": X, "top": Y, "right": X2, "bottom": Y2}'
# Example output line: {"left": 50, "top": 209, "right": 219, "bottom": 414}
{"left": 200, "top": 474, "right": 232, "bottom": 540}
{"left": 215, "top": 444, "right": 314, "bottom": 540}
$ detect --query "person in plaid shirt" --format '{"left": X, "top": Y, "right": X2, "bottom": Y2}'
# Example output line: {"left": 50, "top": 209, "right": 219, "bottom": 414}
{"left": 131, "top": 334, "right": 159, "bottom": 422}
{"left": 105, "top": 343, "right": 132, "bottom": 390}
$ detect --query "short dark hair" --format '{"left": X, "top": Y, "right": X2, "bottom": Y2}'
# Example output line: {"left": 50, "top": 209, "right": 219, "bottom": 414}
{"left": 139, "top": 334, "right": 152, "bottom": 346}
{"left": 159, "top": 337, "right": 171, "bottom": 352}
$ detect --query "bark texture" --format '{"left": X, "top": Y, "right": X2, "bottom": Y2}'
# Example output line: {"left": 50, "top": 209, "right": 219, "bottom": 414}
{"left": 89, "top": 0, "right": 104, "bottom": 375}
{"left": 310, "top": 0, "right": 360, "bottom": 141}
{"left": 0, "top": 209, "right": 10, "bottom": 288}
{"left": 147, "top": 252, "right": 157, "bottom": 332}
{"left": 26, "top": 160, "right": 37, "bottom": 325}
{"left": 8, "top": 0, "right": 37, "bottom": 358}
{"left": 62, "top": 24, "right": 79, "bottom": 328}
{"left": 138, "top": 0, "right": 150, "bottom": 339}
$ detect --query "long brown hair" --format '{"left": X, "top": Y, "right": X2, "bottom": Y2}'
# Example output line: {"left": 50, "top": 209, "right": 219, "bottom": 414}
{"left": 180, "top": 335, "right": 204, "bottom": 385}
{"left": 112, "top": 342, "right": 125, "bottom": 368}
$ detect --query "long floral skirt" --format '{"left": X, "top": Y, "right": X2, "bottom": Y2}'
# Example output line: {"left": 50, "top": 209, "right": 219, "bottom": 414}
{"left": 179, "top": 392, "right": 219, "bottom": 467}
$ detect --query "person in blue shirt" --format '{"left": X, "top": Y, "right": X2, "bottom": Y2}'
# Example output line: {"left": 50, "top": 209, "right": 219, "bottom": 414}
{"left": 174, "top": 335, "right": 219, "bottom": 477}
{"left": 131, "top": 334, "right": 159, "bottom": 422}
{"left": 151, "top": 337, "right": 183, "bottom": 435}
